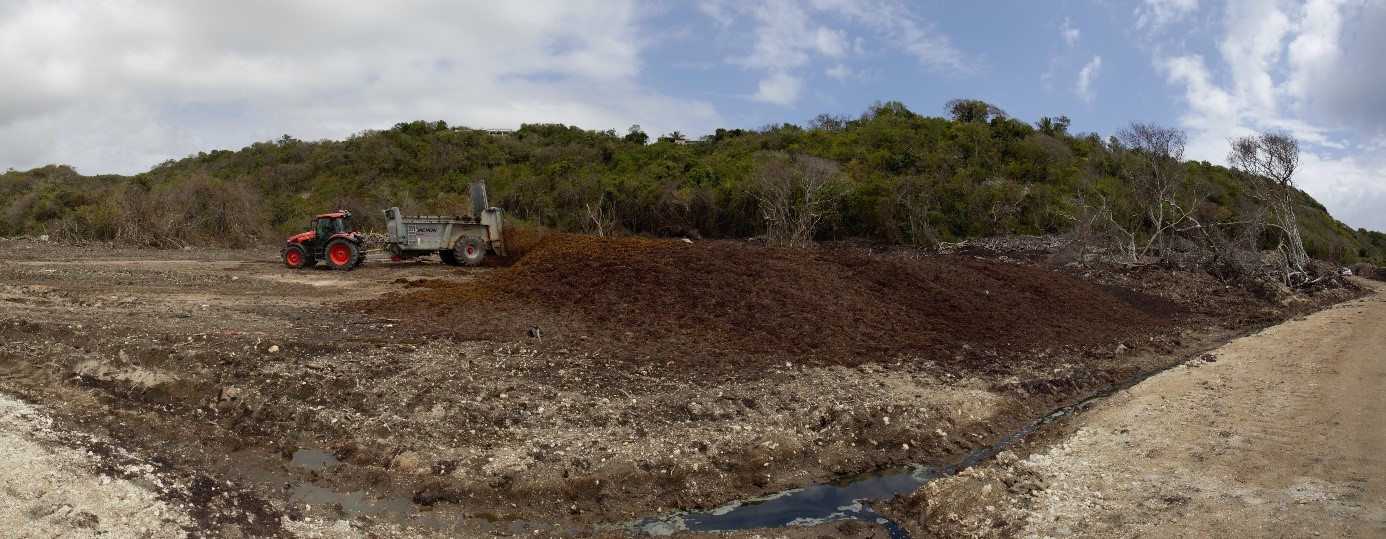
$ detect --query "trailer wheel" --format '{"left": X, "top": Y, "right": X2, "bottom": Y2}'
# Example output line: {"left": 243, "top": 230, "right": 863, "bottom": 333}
{"left": 453, "top": 236, "right": 487, "bottom": 267}
{"left": 325, "top": 239, "right": 359, "bottom": 271}
{"left": 283, "top": 244, "right": 313, "bottom": 269}
{"left": 439, "top": 250, "right": 461, "bottom": 266}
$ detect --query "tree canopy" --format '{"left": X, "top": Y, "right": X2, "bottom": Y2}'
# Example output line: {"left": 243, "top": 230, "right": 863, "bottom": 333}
{"left": 1, "top": 101, "right": 1381, "bottom": 265}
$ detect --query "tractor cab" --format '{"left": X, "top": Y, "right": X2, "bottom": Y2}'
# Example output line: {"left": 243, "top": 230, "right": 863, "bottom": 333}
{"left": 313, "top": 211, "right": 352, "bottom": 241}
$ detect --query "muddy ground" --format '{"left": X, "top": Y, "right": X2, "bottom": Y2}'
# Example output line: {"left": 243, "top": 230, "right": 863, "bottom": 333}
{"left": 0, "top": 235, "right": 1362, "bottom": 537}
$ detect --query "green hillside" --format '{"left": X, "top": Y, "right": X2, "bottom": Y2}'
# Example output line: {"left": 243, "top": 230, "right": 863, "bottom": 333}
{"left": 3, "top": 100, "right": 1384, "bottom": 265}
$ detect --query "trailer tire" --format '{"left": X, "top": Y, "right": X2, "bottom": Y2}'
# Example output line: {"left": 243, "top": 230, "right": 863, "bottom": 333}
{"left": 325, "top": 239, "right": 359, "bottom": 271}
{"left": 283, "top": 244, "right": 314, "bottom": 269}
{"left": 439, "top": 250, "right": 461, "bottom": 266}
{"left": 453, "top": 235, "right": 487, "bottom": 267}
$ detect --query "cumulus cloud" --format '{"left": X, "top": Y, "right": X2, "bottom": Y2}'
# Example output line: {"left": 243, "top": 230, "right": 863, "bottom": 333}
{"left": 1218, "top": 0, "right": 1292, "bottom": 115}
{"left": 1076, "top": 56, "right": 1103, "bottom": 102}
{"left": 1294, "top": 0, "right": 1386, "bottom": 136}
{"left": 707, "top": 0, "right": 974, "bottom": 105}
{"left": 1162, "top": 54, "right": 1238, "bottom": 131}
{"left": 751, "top": 72, "right": 804, "bottom": 106}
{"left": 1149, "top": 0, "right": 1386, "bottom": 231}
{"left": 728, "top": 0, "right": 821, "bottom": 70}
{"left": 1297, "top": 150, "right": 1386, "bottom": 231}
{"left": 0, "top": 0, "right": 722, "bottom": 174}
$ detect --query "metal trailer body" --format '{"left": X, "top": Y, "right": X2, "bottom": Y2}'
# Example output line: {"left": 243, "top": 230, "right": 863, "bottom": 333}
{"left": 383, "top": 208, "right": 505, "bottom": 255}
{"left": 382, "top": 183, "right": 505, "bottom": 266}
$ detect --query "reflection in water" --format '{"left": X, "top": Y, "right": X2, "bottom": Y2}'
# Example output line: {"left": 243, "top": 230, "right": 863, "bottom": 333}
{"left": 631, "top": 378, "right": 1132, "bottom": 538}
{"left": 289, "top": 449, "right": 338, "bottom": 469}
{"left": 286, "top": 449, "right": 468, "bottom": 532}
{"left": 634, "top": 465, "right": 932, "bottom": 537}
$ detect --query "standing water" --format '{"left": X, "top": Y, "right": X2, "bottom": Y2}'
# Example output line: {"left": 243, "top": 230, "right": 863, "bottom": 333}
{"left": 629, "top": 380, "right": 1123, "bottom": 537}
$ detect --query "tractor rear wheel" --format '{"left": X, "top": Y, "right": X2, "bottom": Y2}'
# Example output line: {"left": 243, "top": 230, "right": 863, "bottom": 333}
{"left": 453, "top": 236, "right": 487, "bottom": 267}
{"left": 283, "top": 244, "right": 313, "bottom": 269}
{"left": 325, "top": 239, "right": 359, "bottom": 271}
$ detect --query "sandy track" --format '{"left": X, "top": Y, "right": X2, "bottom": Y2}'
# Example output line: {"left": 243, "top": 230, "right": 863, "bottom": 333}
{"left": 1013, "top": 278, "right": 1386, "bottom": 537}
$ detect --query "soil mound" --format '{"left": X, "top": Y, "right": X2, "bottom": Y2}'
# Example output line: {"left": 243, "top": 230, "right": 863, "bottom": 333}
{"left": 359, "top": 234, "right": 1182, "bottom": 373}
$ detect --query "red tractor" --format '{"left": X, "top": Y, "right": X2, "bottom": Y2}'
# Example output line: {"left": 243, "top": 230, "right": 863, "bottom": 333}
{"left": 280, "top": 210, "right": 365, "bottom": 270}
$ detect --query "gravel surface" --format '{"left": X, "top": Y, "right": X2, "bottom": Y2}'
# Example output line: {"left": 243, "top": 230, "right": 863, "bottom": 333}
{"left": 0, "top": 393, "right": 192, "bottom": 537}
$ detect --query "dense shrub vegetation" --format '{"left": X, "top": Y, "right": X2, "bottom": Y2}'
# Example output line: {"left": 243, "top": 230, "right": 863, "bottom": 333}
{"left": 3, "top": 100, "right": 1383, "bottom": 264}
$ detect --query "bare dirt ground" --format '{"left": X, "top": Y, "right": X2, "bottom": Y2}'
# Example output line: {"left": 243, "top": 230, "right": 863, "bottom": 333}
{"left": 0, "top": 235, "right": 1363, "bottom": 538}
{"left": 888, "top": 278, "right": 1386, "bottom": 538}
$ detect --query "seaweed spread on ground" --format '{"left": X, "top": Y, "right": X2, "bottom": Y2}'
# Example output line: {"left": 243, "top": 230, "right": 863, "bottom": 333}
{"left": 358, "top": 234, "right": 1183, "bottom": 375}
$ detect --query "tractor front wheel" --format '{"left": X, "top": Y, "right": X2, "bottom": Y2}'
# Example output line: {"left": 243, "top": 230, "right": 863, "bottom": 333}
{"left": 283, "top": 244, "right": 314, "bottom": 269}
{"left": 325, "top": 239, "right": 360, "bottom": 271}
{"left": 453, "top": 236, "right": 487, "bottom": 267}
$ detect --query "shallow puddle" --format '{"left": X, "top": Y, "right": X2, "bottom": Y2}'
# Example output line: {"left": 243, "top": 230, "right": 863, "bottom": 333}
{"left": 266, "top": 376, "right": 1135, "bottom": 537}
{"left": 631, "top": 466, "right": 924, "bottom": 537}
{"left": 628, "top": 377, "right": 1131, "bottom": 538}
{"left": 271, "top": 448, "right": 549, "bottom": 533}
{"left": 288, "top": 448, "right": 337, "bottom": 469}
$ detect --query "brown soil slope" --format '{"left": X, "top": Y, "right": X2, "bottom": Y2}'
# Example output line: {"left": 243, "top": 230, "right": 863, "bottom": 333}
{"left": 361, "top": 234, "right": 1182, "bottom": 374}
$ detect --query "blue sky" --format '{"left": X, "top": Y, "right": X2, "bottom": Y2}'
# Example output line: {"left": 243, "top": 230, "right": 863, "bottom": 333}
{"left": 2, "top": 0, "right": 1384, "bottom": 231}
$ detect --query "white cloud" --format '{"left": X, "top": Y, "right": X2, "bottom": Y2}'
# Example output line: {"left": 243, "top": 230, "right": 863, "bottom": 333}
{"left": 1076, "top": 56, "right": 1103, "bottom": 102}
{"left": 0, "top": 0, "right": 723, "bottom": 174}
{"left": 709, "top": 0, "right": 973, "bottom": 105}
{"left": 1161, "top": 54, "right": 1238, "bottom": 132}
{"left": 848, "top": 3, "right": 972, "bottom": 74}
{"left": 1149, "top": 0, "right": 1386, "bottom": 232}
{"left": 1218, "top": 0, "right": 1292, "bottom": 115}
{"left": 752, "top": 72, "right": 804, "bottom": 106}
{"left": 1136, "top": 0, "right": 1201, "bottom": 30}
{"left": 1061, "top": 17, "right": 1081, "bottom": 48}
{"left": 825, "top": 63, "right": 852, "bottom": 81}
{"left": 1294, "top": 0, "right": 1386, "bottom": 136}
{"left": 1297, "top": 151, "right": 1386, "bottom": 232}
{"left": 728, "top": 0, "right": 818, "bottom": 70}
{"left": 1285, "top": 0, "right": 1345, "bottom": 104}
{"left": 814, "top": 27, "right": 851, "bottom": 57}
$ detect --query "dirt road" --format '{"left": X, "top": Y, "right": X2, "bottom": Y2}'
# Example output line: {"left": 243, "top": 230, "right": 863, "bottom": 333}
{"left": 909, "top": 278, "right": 1386, "bottom": 537}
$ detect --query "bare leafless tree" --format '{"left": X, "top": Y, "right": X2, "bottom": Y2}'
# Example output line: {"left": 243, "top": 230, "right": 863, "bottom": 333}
{"left": 1228, "top": 130, "right": 1307, "bottom": 284}
{"left": 892, "top": 174, "right": 939, "bottom": 248}
{"left": 1056, "top": 188, "right": 1123, "bottom": 265}
{"left": 583, "top": 197, "right": 617, "bottom": 237}
{"left": 1115, "top": 122, "right": 1197, "bottom": 257}
{"left": 752, "top": 151, "right": 843, "bottom": 247}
